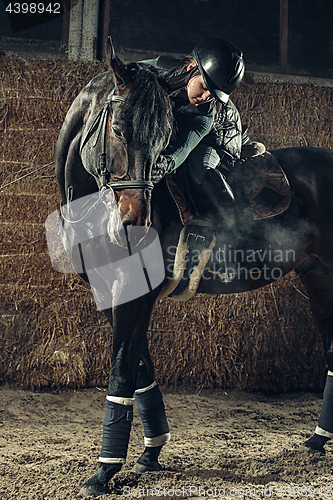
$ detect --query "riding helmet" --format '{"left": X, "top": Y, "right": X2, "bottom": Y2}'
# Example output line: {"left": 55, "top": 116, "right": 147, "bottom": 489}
{"left": 192, "top": 38, "right": 245, "bottom": 103}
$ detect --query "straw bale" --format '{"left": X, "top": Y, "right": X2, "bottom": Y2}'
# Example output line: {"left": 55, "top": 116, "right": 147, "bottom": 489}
{"left": 1, "top": 193, "right": 58, "bottom": 223}
{"left": 148, "top": 275, "right": 325, "bottom": 393}
{"left": 0, "top": 174, "right": 59, "bottom": 195}
{"left": 233, "top": 81, "right": 333, "bottom": 149}
{"left": 0, "top": 222, "right": 47, "bottom": 254}
{"left": 0, "top": 276, "right": 91, "bottom": 315}
{"left": 1, "top": 56, "right": 332, "bottom": 392}
{"left": 0, "top": 253, "right": 78, "bottom": 287}
{"left": 0, "top": 129, "right": 58, "bottom": 166}
{"left": 0, "top": 293, "right": 110, "bottom": 389}
{"left": 0, "top": 56, "right": 107, "bottom": 130}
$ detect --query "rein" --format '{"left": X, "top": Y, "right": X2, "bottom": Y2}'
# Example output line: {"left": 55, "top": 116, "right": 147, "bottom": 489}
{"left": 0, "top": 161, "right": 55, "bottom": 191}
{"left": 81, "top": 89, "right": 154, "bottom": 193}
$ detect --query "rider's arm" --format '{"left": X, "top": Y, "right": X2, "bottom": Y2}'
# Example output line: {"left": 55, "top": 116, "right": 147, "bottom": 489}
{"left": 142, "top": 56, "right": 215, "bottom": 168}
{"left": 164, "top": 108, "right": 215, "bottom": 171}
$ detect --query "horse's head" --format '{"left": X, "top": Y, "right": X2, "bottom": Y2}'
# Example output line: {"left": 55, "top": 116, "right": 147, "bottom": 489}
{"left": 99, "top": 38, "right": 174, "bottom": 232}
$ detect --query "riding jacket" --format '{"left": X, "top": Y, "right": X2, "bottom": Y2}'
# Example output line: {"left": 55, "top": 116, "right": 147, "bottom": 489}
{"left": 144, "top": 56, "right": 243, "bottom": 169}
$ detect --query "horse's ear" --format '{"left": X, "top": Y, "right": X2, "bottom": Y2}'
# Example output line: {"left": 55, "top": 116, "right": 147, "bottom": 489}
{"left": 106, "top": 36, "right": 127, "bottom": 86}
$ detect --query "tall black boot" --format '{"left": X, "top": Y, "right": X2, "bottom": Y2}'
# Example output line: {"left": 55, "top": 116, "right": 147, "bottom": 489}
{"left": 195, "top": 168, "right": 235, "bottom": 227}
{"left": 196, "top": 168, "right": 262, "bottom": 277}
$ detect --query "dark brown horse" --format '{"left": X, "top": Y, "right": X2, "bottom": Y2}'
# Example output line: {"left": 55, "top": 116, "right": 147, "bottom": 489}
{"left": 54, "top": 41, "right": 333, "bottom": 497}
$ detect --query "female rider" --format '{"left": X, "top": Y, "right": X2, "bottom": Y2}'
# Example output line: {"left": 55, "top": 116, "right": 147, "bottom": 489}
{"left": 144, "top": 38, "right": 262, "bottom": 225}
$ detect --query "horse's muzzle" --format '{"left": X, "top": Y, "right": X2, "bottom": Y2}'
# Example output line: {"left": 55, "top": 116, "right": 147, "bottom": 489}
{"left": 103, "top": 187, "right": 151, "bottom": 246}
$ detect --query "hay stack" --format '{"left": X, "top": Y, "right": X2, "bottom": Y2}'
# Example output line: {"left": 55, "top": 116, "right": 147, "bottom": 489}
{"left": 0, "top": 55, "right": 331, "bottom": 392}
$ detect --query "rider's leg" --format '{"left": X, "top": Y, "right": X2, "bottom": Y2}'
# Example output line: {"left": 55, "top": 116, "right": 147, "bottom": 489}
{"left": 186, "top": 144, "right": 252, "bottom": 230}
{"left": 187, "top": 144, "right": 262, "bottom": 274}
{"left": 186, "top": 143, "right": 235, "bottom": 223}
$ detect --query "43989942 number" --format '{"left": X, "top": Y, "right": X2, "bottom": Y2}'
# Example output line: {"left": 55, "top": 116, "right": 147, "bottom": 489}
{"left": 5, "top": 2, "right": 61, "bottom": 14}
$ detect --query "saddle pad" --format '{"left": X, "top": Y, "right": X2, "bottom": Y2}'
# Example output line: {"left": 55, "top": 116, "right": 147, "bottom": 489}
{"left": 235, "top": 152, "right": 291, "bottom": 220}
{"left": 157, "top": 217, "right": 215, "bottom": 301}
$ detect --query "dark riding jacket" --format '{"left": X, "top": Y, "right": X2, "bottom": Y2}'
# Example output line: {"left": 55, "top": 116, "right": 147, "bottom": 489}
{"left": 144, "top": 56, "right": 243, "bottom": 169}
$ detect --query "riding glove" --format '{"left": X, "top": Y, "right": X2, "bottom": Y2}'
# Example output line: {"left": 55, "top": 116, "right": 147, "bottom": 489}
{"left": 151, "top": 155, "right": 175, "bottom": 184}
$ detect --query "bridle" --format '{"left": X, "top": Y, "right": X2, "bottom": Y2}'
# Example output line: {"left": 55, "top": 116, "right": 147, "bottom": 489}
{"left": 80, "top": 89, "right": 154, "bottom": 193}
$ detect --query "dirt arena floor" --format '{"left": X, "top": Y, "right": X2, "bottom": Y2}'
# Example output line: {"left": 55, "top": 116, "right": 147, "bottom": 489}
{"left": 0, "top": 386, "right": 332, "bottom": 499}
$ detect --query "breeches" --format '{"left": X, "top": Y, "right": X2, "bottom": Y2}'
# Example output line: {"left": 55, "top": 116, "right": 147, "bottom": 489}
{"left": 187, "top": 144, "right": 221, "bottom": 186}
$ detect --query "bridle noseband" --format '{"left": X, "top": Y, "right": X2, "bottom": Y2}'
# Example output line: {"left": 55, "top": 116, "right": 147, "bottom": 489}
{"left": 81, "top": 90, "right": 154, "bottom": 193}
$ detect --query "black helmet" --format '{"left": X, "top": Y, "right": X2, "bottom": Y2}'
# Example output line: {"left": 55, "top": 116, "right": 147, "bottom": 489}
{"left": 192, "top": 38, "right": 245, "bottom": 103}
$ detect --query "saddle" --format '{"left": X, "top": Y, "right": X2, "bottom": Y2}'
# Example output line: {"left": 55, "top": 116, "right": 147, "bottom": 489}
{"left": 166, "top": 152, "right": 291, "bottom": 225}
{"left": 158, "top": 152, "right": 291, "bottom": 301}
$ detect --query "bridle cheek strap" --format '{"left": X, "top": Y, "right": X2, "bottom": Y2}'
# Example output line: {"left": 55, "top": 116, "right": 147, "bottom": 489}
{"left": 83, "top": 90, "right": 154, "bottom": 192}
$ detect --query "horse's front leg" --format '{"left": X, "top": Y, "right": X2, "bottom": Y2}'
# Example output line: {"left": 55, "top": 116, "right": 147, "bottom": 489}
{"left": 133, "top": 347, "right": 170, "bottom": 473}
{"left": 79, "top": 294, "right": 157, "bottom": 497}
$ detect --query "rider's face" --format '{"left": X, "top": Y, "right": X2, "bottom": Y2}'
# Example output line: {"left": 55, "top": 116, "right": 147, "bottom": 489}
{"left": 186, "top": 63, "right": 213, "bottom": 106}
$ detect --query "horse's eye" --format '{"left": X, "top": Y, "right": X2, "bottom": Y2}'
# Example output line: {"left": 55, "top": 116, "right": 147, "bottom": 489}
{"left": 112, "top": 127, "right": 125, "bottom": 142}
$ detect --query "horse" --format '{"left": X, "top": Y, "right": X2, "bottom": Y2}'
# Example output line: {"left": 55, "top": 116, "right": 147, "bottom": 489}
{"left": 54, "top": 40, "right": 333, "bottom": 497}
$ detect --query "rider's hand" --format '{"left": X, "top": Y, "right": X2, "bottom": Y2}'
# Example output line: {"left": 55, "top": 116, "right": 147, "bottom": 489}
{"left": 151, "top": 155, "right": 175, "bottom": 184}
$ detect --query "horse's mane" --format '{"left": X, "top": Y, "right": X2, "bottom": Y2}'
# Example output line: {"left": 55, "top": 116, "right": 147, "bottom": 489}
{"left": 123, "top": 62, "right": 175, "bottom": 156}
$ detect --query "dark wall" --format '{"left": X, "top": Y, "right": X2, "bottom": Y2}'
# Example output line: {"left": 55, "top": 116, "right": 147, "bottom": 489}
{"left": 288, "top": 0, "right": 333, "bottom": 73}
{"left": 109, "top": 0, "right": 280, "bottom": 66}
{"left": 1, "top": 0, "right": 333, "bottom": 77}
{"left": 109, "top": 0, "right": 333, "bottom": 77}
{"left": 0, "top": 0, "right": 64, "bottom": 41}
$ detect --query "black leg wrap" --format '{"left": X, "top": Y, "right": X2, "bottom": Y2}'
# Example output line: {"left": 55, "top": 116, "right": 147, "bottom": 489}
{"left": 100, "top": 399, "right": 133, "bottom": 463}
{"left": 135, "top": 383, "right": 170, "bottom": 446}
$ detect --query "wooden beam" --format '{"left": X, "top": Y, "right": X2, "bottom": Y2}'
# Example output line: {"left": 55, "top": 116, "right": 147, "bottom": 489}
{"left": 62, "top": 0, "right": 70, "bottom": 45}
{"left": 96, "top": 0, "right": 110, "bottom": 61}
{"left": 280, "top": 0, "right": 289, "bottom": 69}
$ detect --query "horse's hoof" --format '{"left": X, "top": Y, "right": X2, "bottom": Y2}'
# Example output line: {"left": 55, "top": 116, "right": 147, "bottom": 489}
{"left": 79, "top": 483, "right": 111, "bottom": 497}
{"left": 301, "top": 434, "right": 328, "bottom": 455}
{"left": 300, "top": 444, "right": 325, "bottom": 455}
{"left": 132, "top": 460, "right": 162, "bottom": 473}
{"left": 79, "top": 463, "right": 122, "bottom": 497}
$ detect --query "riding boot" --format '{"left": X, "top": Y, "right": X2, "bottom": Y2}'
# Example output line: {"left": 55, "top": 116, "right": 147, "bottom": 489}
{"left": 195, "top": 167, "right": 235, "bottom": 227}
{"left": 195, "top": 168, "right": 262, "bottom": 277}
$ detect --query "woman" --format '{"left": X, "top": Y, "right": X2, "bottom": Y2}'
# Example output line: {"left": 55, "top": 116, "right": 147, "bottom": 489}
{"left": 145, "top": 38, "right": 264, "bottom": 273}
{"left": 145, "top": 38, "right": 261, "bottom": 223}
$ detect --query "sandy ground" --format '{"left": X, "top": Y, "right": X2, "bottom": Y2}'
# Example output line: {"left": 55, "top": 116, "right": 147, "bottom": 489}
{"left": 0, "top": 386, "right": 332, "bottom": 500}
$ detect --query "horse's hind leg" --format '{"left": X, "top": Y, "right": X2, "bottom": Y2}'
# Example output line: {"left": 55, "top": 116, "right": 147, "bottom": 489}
{"left": 133, "top": 347, "right": 170, "bottom": 473}
{"left": 297, "top": 268, "right": 333, "bottom": 454}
